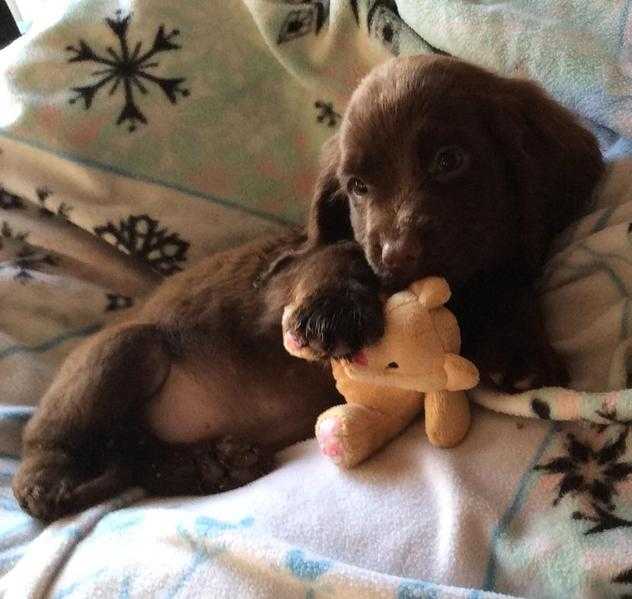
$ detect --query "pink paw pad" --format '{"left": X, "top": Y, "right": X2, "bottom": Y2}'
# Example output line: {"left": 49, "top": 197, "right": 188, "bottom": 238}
{"left": 284, "top": 332, "right": 305, "bottom": 353}
{"left": 317, "top": 417, "right": 345, "bottom": 463}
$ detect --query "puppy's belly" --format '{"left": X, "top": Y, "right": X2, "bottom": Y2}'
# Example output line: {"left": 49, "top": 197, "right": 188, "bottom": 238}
{"left": 145, "top": 364, "right": 229, "bottom": 444}
{"left": 144, "top": 359, "right": 330, "bottom": 447}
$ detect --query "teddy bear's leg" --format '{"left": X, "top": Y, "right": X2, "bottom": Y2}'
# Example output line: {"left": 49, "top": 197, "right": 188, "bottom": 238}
{"left": 316, "top": 402, "right": 419, "bottom": 468}
{"left": 424, "top": 390, "right": 471, "bottom": 448}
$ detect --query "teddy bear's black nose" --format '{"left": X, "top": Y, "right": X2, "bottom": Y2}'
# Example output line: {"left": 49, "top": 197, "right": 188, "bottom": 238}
{"left": 387, "top": 362, "right": 399, "bottom": 369}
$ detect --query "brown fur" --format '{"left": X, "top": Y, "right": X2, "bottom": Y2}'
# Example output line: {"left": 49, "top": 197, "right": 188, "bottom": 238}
{"left": 297, "top": 55, "right": 605, "bottom": 387}
{"left": 13, "top": 234, "right": 382, "bottom": 520}
{"left": 13, "top": 55, "right": 604, "bottom": 520}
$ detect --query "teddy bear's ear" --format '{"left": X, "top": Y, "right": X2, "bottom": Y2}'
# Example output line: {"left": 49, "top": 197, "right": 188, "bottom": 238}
{"left": 444, "top": 354, "right": 480, "bottom": 391}
{"left": 409, "top": 277, "right": 451, "bottom": 309}
{"left": 384, "top": 289, "right": 418, "bottom": 312}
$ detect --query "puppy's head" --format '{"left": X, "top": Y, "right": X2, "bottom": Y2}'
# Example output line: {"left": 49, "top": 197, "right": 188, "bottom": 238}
{"left": 307, "top": 56, "right": 604, "bottom": 290}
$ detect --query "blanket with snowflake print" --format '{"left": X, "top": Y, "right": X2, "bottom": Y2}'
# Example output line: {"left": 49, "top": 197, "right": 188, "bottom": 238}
{"left": 0, "top": 1, "right": 632, "bottom": 598}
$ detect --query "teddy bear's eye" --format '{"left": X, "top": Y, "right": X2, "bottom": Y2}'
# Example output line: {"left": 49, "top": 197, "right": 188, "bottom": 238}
{"left": 387, "top": 362, "right": 399, "bottom": 369}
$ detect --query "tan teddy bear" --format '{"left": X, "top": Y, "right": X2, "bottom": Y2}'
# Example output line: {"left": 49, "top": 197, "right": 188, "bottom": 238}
{"left": 283, "top": 277, "right": 479, "bottom": 468}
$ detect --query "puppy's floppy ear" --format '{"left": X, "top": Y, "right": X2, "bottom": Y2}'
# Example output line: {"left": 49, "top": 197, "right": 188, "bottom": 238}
{"left": 255, "top": 136, "right": 351, "bottom": 285}
{"left": 489, "top": 79, "right": 604, "bottom": 274}
{"left": 306, "top": 134, "right": 353, "bottom": 247}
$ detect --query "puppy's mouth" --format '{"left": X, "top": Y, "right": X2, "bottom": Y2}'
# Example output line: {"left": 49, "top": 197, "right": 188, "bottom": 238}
{"left": 377, "top": 272, "right": 415, "bottom": 293}
{"left": 376, "top": 264, "right": 436, "bottom": 292}
{"left": 373, "top": 256, "right": 451, "bottom": 292}
{"left": 368, "top": 251, "right": 430, "bottom": 291}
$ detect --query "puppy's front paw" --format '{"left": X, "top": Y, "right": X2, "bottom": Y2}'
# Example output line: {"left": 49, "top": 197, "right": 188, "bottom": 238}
{"left": 282, "top": 306, "right": 321, "bottom": 361}
{"left": 283, "top": 285, "right": 384, "bottom": 360}
{"left": 484, "top": 344, "right": 570, "bottom": 393}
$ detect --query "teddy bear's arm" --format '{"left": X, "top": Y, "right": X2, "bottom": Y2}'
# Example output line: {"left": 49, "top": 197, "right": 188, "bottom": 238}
{"left": 425, "top": 390, "right": 471, "bottom": 447}
{"left": 443, "top": 353, "right": 480, "bottom": 391}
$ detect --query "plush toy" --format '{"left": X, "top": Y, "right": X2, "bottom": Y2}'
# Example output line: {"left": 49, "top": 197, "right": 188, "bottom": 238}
{"left": 283, "top": 277, "right": 479, "bottom": 468}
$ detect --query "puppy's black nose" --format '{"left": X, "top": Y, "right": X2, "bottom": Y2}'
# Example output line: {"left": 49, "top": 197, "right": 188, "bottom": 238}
{"left": 381, "top": 239, "right": 418, "bottom": 271}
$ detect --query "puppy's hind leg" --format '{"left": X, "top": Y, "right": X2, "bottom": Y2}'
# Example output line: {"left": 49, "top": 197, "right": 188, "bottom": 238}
{"left": 12, "top": 322, "right": 170, "bottom": 521}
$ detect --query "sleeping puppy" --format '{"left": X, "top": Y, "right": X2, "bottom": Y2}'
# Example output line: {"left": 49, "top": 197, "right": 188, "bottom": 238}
{"left": 13, "top": 55, "right": 604, "bottom": 521}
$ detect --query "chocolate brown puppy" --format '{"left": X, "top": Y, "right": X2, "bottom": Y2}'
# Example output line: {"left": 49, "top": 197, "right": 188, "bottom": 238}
{"left": 288, "top": 55, "right": 604, "bottom": 389}
{"left": 13, "top": 55, "right": 604, "bottom": 520}
{"left": 13, "top": 234, "right": 382, "bottom": 521}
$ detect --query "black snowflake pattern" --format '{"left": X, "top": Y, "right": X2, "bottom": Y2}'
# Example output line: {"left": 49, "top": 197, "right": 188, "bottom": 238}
{"left": 613, "top": 566, "right": 632, "bottom": 594}
{"left": 0, "top": 224, "right": 58, "bottom": 283}
{"left": 278, "top": 1, "right": 330, "bottom": 43}
{"left": 9, "top": 246, "right": 58, "bottom": 284}
{"left": 535, "top": 429, "right": 632, "bottom": 510}
{"left": 536, "top": 428, "right": 632, "bottom": 596}
{"left": 595, "top": 409, "right": 632, "bottom": 430}
{"left": 105, "top": 293, "right": 134, "bottom": 312}
{"left": 95, "top": 214, "right": 189, "bottom": 275}
{"left": 531, "top": 397, "right": 552, "bottom": 419}
{"left": 350, "top": 0, "right": 359, "bottom": 23}
{"left": 0, "top": 187, "right": 25, "bottom": 210}
{"left": 571, "top": 503, "right": 632, "bottom": 596}
{"left": 0, "top": 186, "right": 73, "bottom": 219}
{"left": 1, "top": 221, "right": 27, "bottom": 243}
{"left": 314, "top": 100, "right": 340, "bottom": 127}
{"left": 276, "top": 1, "right": 448, "bottom": 57}
{"left": 66, "top": 10, "right": 190, "bottom": 132}
{"left": 571, "top": 502, "right": 632, "bottom": 535}
{"left": 367, "top": 0, "right": 402, "bottom": 54}
{"left": 36, "top": 188, "right": 72, "bottom": 220}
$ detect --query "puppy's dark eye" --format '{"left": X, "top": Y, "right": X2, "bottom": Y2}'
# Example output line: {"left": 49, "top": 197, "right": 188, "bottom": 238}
{"left": 387, "top": 362, "right": 399, "bottom": 369}
{"left": 347, "top": 177, "right": 368, "bottom": 196}
{"left": 430, "top": 146, "right": 468, "bottom": 180}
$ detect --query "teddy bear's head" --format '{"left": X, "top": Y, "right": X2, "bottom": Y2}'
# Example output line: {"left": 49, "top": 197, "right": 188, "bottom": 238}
{"left": 282, "top": 277, "right": 479, "bottom": 393}
{"left": 336, "top": 277, "right": 478, "bottom": 393}
{"left": 336, "top": 294, "right": 449, "bottom": 390}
